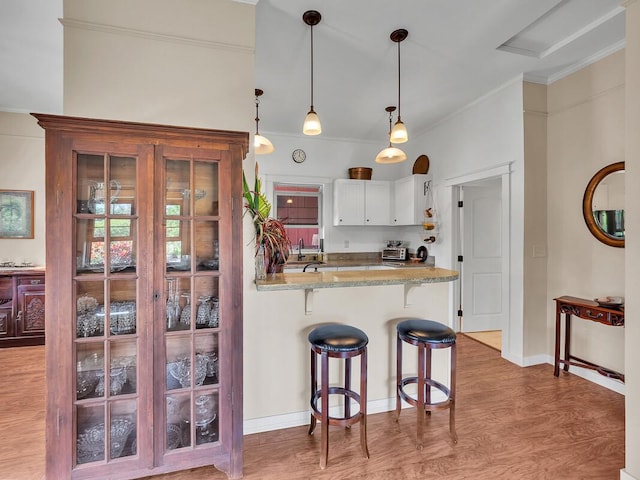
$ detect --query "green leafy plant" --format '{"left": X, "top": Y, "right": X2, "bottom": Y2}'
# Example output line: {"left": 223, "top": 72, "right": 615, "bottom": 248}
{"left": 243, "top": 163, "right": 291, "bottom": 271}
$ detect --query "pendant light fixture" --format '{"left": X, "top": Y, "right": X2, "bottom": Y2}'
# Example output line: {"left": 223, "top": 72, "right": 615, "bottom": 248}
{"left": 389, "top": 29, "right": 408, "bottom": 144}
{"left": 376, "top": 106, "right": 407, "bottom": 164}
{"left": 254, "top": 88, "right": 275, "bottom": 155}
{"left": 302, "top": 10, "right": 322, "bottom": 135}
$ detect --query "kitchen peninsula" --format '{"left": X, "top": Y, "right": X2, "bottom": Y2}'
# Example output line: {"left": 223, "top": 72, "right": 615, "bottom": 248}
{"left": 256, "top": 265, "right": 458, "bottom": 314}
{"left": 244, "top": 262, "right": 459, "bottom": 434}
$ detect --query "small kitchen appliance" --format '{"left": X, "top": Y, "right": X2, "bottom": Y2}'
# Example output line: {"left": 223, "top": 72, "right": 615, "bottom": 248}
{"left": 381, "top": 241, "right": 409, "bottom": 261}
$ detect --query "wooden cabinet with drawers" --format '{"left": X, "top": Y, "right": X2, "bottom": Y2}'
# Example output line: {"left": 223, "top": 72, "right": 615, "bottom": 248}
{"left": 0, "top": 271, "right": 46, "bottom": 347}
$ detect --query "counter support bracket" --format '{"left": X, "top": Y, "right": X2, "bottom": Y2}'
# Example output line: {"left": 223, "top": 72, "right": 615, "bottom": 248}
{"left": 305, "top": 288, "right": 316, "bottom": 315}
{"left": 404, "top": 283, "right": 424, "bottom": 308}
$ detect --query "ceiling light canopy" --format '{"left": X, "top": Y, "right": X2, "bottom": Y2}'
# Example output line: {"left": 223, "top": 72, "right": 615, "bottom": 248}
{"left": 390, "top": 28, "right": 408, "bottom": 144}
{"left": 254, "top": 88, "right": 275, "bottom": 155}
{"left": 376, "top": 106, "right": 407, "bottom": 164}
{"left": 303, "top": 10, "right": 322, "bottom": 136}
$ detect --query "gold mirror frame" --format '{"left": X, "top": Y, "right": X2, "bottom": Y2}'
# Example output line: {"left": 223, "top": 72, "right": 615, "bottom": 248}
{"left": 582, "top": 161, "right": 625, "bottom": 248}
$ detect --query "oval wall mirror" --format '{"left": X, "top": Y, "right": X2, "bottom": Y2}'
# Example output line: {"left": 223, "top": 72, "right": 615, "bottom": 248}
{"left": 582, "top": 161, "right": 625, "bottom": 248}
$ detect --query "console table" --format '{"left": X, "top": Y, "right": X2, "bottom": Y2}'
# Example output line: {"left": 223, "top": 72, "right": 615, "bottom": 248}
{"left": 554, "top": 296, "right": 624, "bottom": 382}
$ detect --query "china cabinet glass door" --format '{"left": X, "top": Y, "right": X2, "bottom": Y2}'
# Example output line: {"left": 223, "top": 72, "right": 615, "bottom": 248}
{"left": 74, "top": 148, "right": 146, "bottom": 468}
{"left": 156, "top": 146, "right": 226, "bottom": 461}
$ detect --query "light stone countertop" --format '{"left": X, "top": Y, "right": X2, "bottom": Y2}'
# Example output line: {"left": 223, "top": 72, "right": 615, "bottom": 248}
{"left": 255, "top": 266, "right": 458, "bottom": 291}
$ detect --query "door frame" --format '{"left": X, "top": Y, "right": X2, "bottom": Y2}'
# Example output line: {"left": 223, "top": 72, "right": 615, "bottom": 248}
{"left": 445, "top": 163, "right": 512, "bottom": 357}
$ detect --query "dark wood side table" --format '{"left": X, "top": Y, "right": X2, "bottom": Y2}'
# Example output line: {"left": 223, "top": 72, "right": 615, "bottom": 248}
{"left": 554, "top": 296, "right": 624, "bottom": 382}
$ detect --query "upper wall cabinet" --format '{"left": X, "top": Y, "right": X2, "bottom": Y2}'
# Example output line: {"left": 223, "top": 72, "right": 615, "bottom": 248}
{"left": 393, "top": 174, "right": 429, "bottom": 226}
{"left": 333, "top": 179, "right": 391, "bottom": 226}
{"left": 34, "top": 114, "right": 247, "bottom": 480}
{"left": 333, "top": 175, "right": 428, "bottom": 227}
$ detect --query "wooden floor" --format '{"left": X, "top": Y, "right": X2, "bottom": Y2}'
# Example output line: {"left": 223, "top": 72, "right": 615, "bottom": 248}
{"left": 463, "top": 330, "right": 502, "bottom": 351}
{"left": 0, "top": 336, "right": 625, "bottom": 480}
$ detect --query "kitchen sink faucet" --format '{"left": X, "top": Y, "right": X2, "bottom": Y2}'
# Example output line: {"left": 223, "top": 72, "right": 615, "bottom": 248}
{"left": 298, "top": 238, "right": 304, "bottom": 261}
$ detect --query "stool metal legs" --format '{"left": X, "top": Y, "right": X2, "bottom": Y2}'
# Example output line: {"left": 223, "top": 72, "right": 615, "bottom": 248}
{"left": 396, "top": 334, "right": 457, "bottom": 449}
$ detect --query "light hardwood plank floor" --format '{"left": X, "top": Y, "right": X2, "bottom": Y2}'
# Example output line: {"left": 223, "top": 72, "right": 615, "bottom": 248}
{"left": 0, "top": 336, "right": 624, "bottom": 480}
{"left": 463, "top": 330, "right": 502, "bottom": 351}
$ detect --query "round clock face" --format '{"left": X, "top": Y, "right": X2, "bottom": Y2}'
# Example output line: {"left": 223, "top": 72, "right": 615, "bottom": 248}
{"left": 292, "top": 149, "right": 306, "bottom": 163}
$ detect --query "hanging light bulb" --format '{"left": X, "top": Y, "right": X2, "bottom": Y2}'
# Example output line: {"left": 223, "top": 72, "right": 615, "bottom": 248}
{"left": 254, "top": 88, "right": 274, "bottom": 155}
{"left": 376, "top": 106, "right": 407, "bottom": 164}
{"left": 302, "top": 10, "right": 322, "bottom": 135}
{"left": 390, "top": 29, "right": 408, "bottom": 144}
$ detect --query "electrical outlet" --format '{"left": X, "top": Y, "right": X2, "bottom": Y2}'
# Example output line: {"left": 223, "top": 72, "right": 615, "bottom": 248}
{"left": 344, "top": 240, "right": 349, "bottom": 248}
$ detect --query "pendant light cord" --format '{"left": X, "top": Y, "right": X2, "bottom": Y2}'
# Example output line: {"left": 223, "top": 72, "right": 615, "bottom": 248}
{"left": 310, "top": 24, "right": 315, "bottom": 110}
{"left": 255, "top": 95, "right": 260, "bottom": 135}
{"left": 397, "top": 40, "right": 401, "bottom": 121}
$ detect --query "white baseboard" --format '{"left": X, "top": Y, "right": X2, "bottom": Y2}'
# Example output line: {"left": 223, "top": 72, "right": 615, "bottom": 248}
{"left": 522, "top": 353, "right": 548, "bottom": 367}
{"left": 243, "top": 392, "right": 447, "bottom": 435}
{"left": 620, "top": 469, "right": 639, "bottom": 480}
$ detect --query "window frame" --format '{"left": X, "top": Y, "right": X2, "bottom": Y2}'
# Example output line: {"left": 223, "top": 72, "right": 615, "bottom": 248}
{"left": 271, "top": 180, "right": 325, "bottom": 254}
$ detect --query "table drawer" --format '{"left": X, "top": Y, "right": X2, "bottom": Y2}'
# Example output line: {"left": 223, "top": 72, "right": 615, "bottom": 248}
{"left": 16, "top": 276, "right": 45, "bottom": 287}
{"left": 575, "top": 305, "right": 624, "bottom": 326}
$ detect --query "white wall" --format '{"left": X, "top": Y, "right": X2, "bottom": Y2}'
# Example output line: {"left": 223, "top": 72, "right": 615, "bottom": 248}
{"left": 0, "top": 112, "right": 46, "bottom": 265}
{"left": 413, "top": 77, "right": 526, "bottom": 363}
{"left": 546, "top": 51, "right": 625, "bottom": 376}
{"left": 63, "top": 0, "right": 254, "bottom": 131}
{"left": 522, "top": 82, "right": 548, "bottom": 362}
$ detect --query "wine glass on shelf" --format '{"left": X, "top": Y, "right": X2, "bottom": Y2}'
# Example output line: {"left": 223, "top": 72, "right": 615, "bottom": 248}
{"left": 166, "top": 279, "right": 181, "bottom": 331}
{"left": 179, "top": 294, "right": 191, "bottom": 327}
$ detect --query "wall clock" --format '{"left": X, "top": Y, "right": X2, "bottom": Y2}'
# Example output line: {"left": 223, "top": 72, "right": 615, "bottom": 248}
{"left": 292, "top": 148, "right": 306, "bottom": 163}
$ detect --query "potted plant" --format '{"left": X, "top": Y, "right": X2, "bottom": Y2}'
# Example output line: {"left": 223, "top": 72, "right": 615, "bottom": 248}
{"left": 243, "top": 163, "right": 291, "bottom": 274}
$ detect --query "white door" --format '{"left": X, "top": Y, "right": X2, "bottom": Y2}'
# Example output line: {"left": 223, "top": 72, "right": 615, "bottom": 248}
{"left": 461, "top": 179, "right": 504, "bottom": 332}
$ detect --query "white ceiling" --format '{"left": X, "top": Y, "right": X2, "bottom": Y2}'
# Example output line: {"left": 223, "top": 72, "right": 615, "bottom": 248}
{"left": 0, "top": 0, "right": 626, "bottom": 142}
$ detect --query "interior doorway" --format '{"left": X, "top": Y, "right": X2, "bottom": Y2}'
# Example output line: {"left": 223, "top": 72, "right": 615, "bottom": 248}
{"left": 449, "top": 167, "right": 511, "bottom": 355}
{"left": 460, "top": 178, "right": 503, "bottom": 334}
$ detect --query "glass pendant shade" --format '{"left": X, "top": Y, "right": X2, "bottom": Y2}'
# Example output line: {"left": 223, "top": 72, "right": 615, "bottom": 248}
{"left": 376, "top": 105, "right": 407, "bottom": 164}
{"left": 375, "top": 146, "right": 407, "bottom": 164}
{"left": 303, "top": 108, "right": 321, "bottom": 135}
{"left": 390, "top": 119, "right": 408, "bottom": 144}
{"left": 254, "top": 134, "right": 275, "bottom": 155}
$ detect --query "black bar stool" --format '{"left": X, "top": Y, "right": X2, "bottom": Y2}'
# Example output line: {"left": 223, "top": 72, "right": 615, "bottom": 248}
{"left": 308, "top": 324, "right": 369, "bottom": 469}
{"left": 395, "top": 318, "right": 457, "bottom": 449}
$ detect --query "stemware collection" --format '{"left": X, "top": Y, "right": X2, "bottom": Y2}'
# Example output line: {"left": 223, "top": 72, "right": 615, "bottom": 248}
{"left": 166, "top": 279, "right": 219, "bottom": 331}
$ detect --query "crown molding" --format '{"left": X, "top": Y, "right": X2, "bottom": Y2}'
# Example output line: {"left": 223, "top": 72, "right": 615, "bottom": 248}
{"left": 60, "top": 18, "right": 254, "bottom": 55}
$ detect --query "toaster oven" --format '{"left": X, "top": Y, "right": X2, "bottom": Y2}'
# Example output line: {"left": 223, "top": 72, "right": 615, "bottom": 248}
{"left": 381, "top": 247, "right": 408, "bottom": 261}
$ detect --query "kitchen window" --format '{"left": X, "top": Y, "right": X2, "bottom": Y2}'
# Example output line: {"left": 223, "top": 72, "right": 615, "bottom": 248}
{"left": 273, "top": 183, "right": 322, "bottom": 252}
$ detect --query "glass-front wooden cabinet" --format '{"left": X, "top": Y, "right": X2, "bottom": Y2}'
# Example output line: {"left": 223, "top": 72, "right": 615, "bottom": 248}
{"left": 35, "top": 114, "right": 247, "bottom": 480}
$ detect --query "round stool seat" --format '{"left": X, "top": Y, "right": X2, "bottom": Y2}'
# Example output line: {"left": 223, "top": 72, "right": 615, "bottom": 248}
{"left": 397, "top": 319, "right": 456, "bottom": 345}
{"left": 308, "top": 324, "right": 369, "bottom": 353}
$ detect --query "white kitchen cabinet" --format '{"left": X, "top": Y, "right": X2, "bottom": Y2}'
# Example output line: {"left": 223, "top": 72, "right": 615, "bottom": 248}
{"left": 392, "top": 174, "right": 429, "bottom": 226}
{"left": 333, "top": 179, "right": 391, "bottom": 226}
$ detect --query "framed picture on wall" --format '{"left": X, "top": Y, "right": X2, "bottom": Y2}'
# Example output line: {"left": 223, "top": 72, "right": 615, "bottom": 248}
{"left": 0, "top": 190, "right": 34, "bottom": 239}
